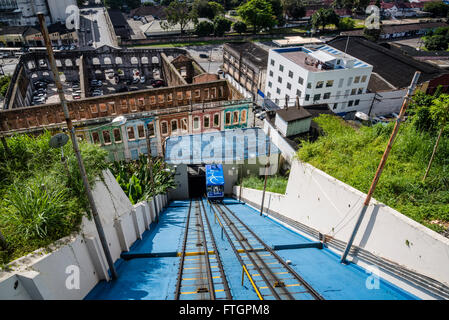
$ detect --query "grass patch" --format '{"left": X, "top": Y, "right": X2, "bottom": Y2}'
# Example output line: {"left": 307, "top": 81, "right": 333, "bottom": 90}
{"left": 240, "top": 175, "right": 288, "bottom": 194}
{"left": 297, "top": 114, "right": 449, "bottom": 233}
{"left": 0, "top": 132, "right": 108, "bottom": 265}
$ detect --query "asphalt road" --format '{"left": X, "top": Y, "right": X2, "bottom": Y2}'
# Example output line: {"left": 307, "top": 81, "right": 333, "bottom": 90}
{"left": 186, "top": 44, "right": 224, "bottom": 74}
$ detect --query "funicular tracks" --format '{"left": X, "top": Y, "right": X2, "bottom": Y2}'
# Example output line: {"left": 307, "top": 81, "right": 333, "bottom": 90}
{"left": 175, "top": 199, "right": 231, "bottom": 300}
{"left": 210, "top": 201, "right": 323, "bottom": 300}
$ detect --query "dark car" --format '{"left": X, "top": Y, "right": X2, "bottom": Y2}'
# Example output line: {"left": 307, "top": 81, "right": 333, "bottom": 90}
{"left": 199, "top": 53, "right": 208, "bottom": 59}
{"left": 150, "top": 79, "right": 164, "bottom": 88}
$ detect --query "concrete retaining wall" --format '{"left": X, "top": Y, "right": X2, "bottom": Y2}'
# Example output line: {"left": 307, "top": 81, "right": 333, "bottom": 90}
{"left": 234, "top": 160, "right": 449, "bottom": 290}
{"left": 0, "top": 170, "right": 168, "bottom": 300}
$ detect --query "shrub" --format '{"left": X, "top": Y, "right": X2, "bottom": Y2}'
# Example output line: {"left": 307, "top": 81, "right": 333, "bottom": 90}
{"left": 232, "top": 21, "right": 247, "bottom": 34}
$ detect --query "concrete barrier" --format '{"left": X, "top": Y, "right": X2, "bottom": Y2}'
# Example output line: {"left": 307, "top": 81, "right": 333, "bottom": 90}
{"left": 0, "top": 169, "right": 161, "bottom": 300}
{"left": 234, "top": 159, "right": 449, "bottom": 297}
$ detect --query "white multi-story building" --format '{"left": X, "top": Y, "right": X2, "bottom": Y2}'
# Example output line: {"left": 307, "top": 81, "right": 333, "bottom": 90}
{"left": 0, "top": 0, "right": 76, "bottom": 26}
{"left": 265, "top": 45, "right": 375, "bottom": 114}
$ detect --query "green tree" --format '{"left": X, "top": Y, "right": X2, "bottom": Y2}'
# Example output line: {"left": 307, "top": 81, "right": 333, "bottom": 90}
{"left": 424, "top": 35, "right": 449, "bottom": 51}
{"left": 268, "top": 0, "right": 285, "bottom": 27}
{"left": 237, "top": 0, "right": 276, "bottom": 33}
{"left": 338, "top": 17, "right": 355, "bottom": 30}
{"left": 213, "top": 16, "right": 232, "bottom": 36}
{"left": 423, "top": 94, "right": 449, "bottom": 181}
{"left": 423, "top": 1, "right": 449, "bottom": 17}
{"left": 104, "top": 0, "right": 123, "bottom": 9}
{"left": 311, "top": 8, "right": 340, "bottom": 31}
{"left": 192, "top": 0, "right": 224, "bottom": 20}
{"left": 282, "top": 0, "right": 306, "bottom": 20}
{"left": 162, "top": 0, "right": 194, "bottom": 35}
{"left": 233, "top": 21, "right": 247, "bottom": 34}
{"left": 195, "top": 20, "right": 215, "bottom": 36}
{"left": 332, "top": 0, "right": 370, "bottom": 13}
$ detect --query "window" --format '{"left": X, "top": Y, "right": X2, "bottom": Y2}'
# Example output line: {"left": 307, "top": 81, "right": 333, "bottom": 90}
{"left": 323, "top": 92, "right": 331, "bottom": 99}
{"left": 313, "top": 94, "right": 321, "bottom": 101}
{"left": 276, "top": 88, "right": 281, "bottom": 94}
{"left": 296, "top": 89, "right": 302, "bottom": 97}
{"left": 338, "top": 78, "right": 344, "bottom": 88}
{"left": 305, "top": 94, "right": 310, "bottom": 101}
{"left": 298, "top": 76, "right": 304, "bottom": 85}
{"left": 127, "top": 127, "right": 135, "bottom": 140}
{"left": 233, "top": 111, "right": 239, "bottom": 124}
{"left": 354, "top": 76, "right": 360, "bottom": 84}
{"left": 204, "top": 115, "right": 210, "bottom": 128}
{"left": 361, "top": 75, "right": 367, "bottom": 83}
{"left": 194, "top": 117, "right": 200, "bottom": 129}
{"left": 358, "top": 88, "right": 364, "bottom": 94}
{"left": 181, "top": 118, "right": 188, "bottom": 131}
{"left": 287, "top": 82, "right": 291, "bottom": 90}
{"left": 351, "top": 88, "right": 357, "bottom": 95}
{"left": 103, "top": 130, "right": 111, "bottom": 144}
{"left": 279, "top": 64, "right": 284, "bottom": 72}
{"left": 278, "top": 76, "right": 282, "bottom": 83}
{"left": 270, "top": 59, "right": 275, "bottom": 66}
{"left": 347, "top": 77, "right": 353, "bottom": 86}
{"left": 171, "top": 119, "right": 178, "bottom": 132}
{"left": 275, "top": 98, "right": 279, "bottom": 104}
{"left": 268, "top": 81, "right": 272, "bottom": 88}
{"left": 147, "top": 122, "right": 155, "bottom": 137}
{"left": 213, "top": 114, "right": 220, "bottom": 127}
{"left": 267, "top": 92, "right": 271, "bottom": 98}
{"left": 225, "top": 112, "right": 231, "bottom": 125}
{"left": 161, "top": 121, "right": 168, "bottom": 135}
{"left": 92, "top": 132, "right": 100, "bottom": 144}
{"left": 348, "top": 100, "right": 354, "bottom": 107}
{"left": 113, "top": 128, "right": 122, "bottom": 143}
{"left": 241, "top": 110, "right": 247, "bottom": 124}
{"left": 288, "top": 70, "right": 293, "bottom": 78}
{"left": 333, "top": 103, "right": 338, "bottom": 110}
{"left": 269, "top": 70, "right": 273, "bottom": 77}
{"left": 316, "top": 81, "right": 324, "bottom": 89}
{"left": 137, "top": 125, "right": 145, "bottom": 139}
{"left": 307, "top": 82, "right": 312, "bottom": 89}
{"left": 326, "top": 80, "right": 334, "bottom": 87}
{"left": 355, "top": 99, "right": 360, "bottom": 106}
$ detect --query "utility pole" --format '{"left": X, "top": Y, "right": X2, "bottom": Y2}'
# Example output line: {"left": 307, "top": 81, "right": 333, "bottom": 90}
{"left": 368, "top": 93, "right": 381, "bottom": 117}
{"left": 144, "top": 120, "right": 154, "bottom": 190}
{"left": 260, "top": 129, "right": 271, "bottom": 216}
{"left": 38, "top": 13, "right": 118, "bottom": 280}
{"left": 340, "top": 71, "right": 421, "bottom": 264}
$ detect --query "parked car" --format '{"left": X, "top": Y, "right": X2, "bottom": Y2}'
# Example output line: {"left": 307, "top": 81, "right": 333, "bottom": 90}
{"left": 133, "top": 77, "right": 140, "bottom": 84}
{"left": 151, "top": 79, "right": 164, "bottom": 88}
{"left": 87, "top": 40, "right": 93, "bottom": 46}
{"left": 199, "top": 53, "right": 208, "bottom": 59}
{"left": 140, "top": 76, "right": 146, "bottom": 84}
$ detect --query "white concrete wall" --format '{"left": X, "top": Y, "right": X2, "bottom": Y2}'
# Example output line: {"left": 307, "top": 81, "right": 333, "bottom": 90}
{"left": 234, "top": 160, "right": 449, "bottom": 290}
{"left": 0, "top": 169, "right": 168, "bottom": 300}
{"left": 263, "top": 119, "right": 296, "bottom": 163}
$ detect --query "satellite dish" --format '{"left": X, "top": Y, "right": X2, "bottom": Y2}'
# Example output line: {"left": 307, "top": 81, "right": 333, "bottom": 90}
{"left": 49, "top": 133, "right": 69, "bottom": 149}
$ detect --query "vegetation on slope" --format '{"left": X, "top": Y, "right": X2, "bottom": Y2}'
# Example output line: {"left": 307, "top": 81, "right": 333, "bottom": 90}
{"left": 0, "top": 132, "right": 108, "bottom": 265}
{"left": 296, "top": 111, "right": 449, "bottom": 233}
{"left": 240, "top": 175, "right": 289, "bottom": 194}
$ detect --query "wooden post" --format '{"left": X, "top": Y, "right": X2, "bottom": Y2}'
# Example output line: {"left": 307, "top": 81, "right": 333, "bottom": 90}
{"left": 340, "top": 71, "right": 421, "bottom": 263}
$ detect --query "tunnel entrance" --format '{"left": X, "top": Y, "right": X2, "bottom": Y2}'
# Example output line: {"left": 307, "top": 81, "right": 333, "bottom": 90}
{"left": 188, "top": 165, "right": 206, "bottom": 198}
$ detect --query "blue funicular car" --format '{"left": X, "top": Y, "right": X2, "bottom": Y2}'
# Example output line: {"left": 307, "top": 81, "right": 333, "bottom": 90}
{"left": 205, "top": 164, "right": 225, "bottom": 201}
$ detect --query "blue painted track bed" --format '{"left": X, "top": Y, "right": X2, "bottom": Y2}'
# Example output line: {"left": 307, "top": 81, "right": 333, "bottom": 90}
{"left": 85, "top": 198, "right": 418, "bottom": 300}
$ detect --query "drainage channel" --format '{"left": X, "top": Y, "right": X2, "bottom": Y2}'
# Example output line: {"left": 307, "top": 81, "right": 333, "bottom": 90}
{"left": 175, "top": 198, "right": 232, "bottom": 300}
{"left": 208, "top": 200, "right": 323, "bottom": 300}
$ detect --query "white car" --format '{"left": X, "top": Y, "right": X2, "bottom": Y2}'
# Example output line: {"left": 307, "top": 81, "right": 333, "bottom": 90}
{"left": 140, "top": 76, "right": 146, "bottom": 84}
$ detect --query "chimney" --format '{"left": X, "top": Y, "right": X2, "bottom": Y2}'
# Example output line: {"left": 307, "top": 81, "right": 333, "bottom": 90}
{"left": 285, "top": 95, "right": 289, "bottom": 110}
{"left": 296, "top": 96, "right": 300, "bottom": 110}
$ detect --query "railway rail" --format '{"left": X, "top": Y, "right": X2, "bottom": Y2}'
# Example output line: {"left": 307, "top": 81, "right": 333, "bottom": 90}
{"left": 175, "top": 199, "right": 231, "bottom": 300}
{"left": 208, "top": 200, "right": 323, "bottom": 300}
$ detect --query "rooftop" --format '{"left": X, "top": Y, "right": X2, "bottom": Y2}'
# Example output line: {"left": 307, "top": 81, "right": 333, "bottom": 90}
{"left": 276, "top": 107, "right": 312, "bottom": 122}
{"left": 327, "top": 36, "right": 447, "bottom": 89}
{"left": 273, "top": 45, "right": 371, "bottom": 72}
{"left": 224, "top": 42, "right": 268, "bottom": 69}
{"left": 273, "top": 36, "right": 323, "bottom": 47}
{"left": 165, "top": 128, "right": 280, "bottom": 164}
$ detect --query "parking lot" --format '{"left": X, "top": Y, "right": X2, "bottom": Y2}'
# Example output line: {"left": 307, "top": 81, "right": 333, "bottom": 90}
{"left": 186, "top": 44, "right": 224, "bottom": 75}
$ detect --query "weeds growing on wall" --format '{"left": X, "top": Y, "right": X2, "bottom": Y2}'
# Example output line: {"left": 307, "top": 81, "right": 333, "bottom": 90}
{"left": 296, "top": 114, "right": 449, "bottom": 233}
{"left": 0, "top": 131, "right": 108, "bottom": 265}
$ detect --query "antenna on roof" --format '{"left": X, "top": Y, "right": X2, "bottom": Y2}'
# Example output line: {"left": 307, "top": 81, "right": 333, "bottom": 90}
{"left": 343, "top": 36, "right": 350, "bottom": 59}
